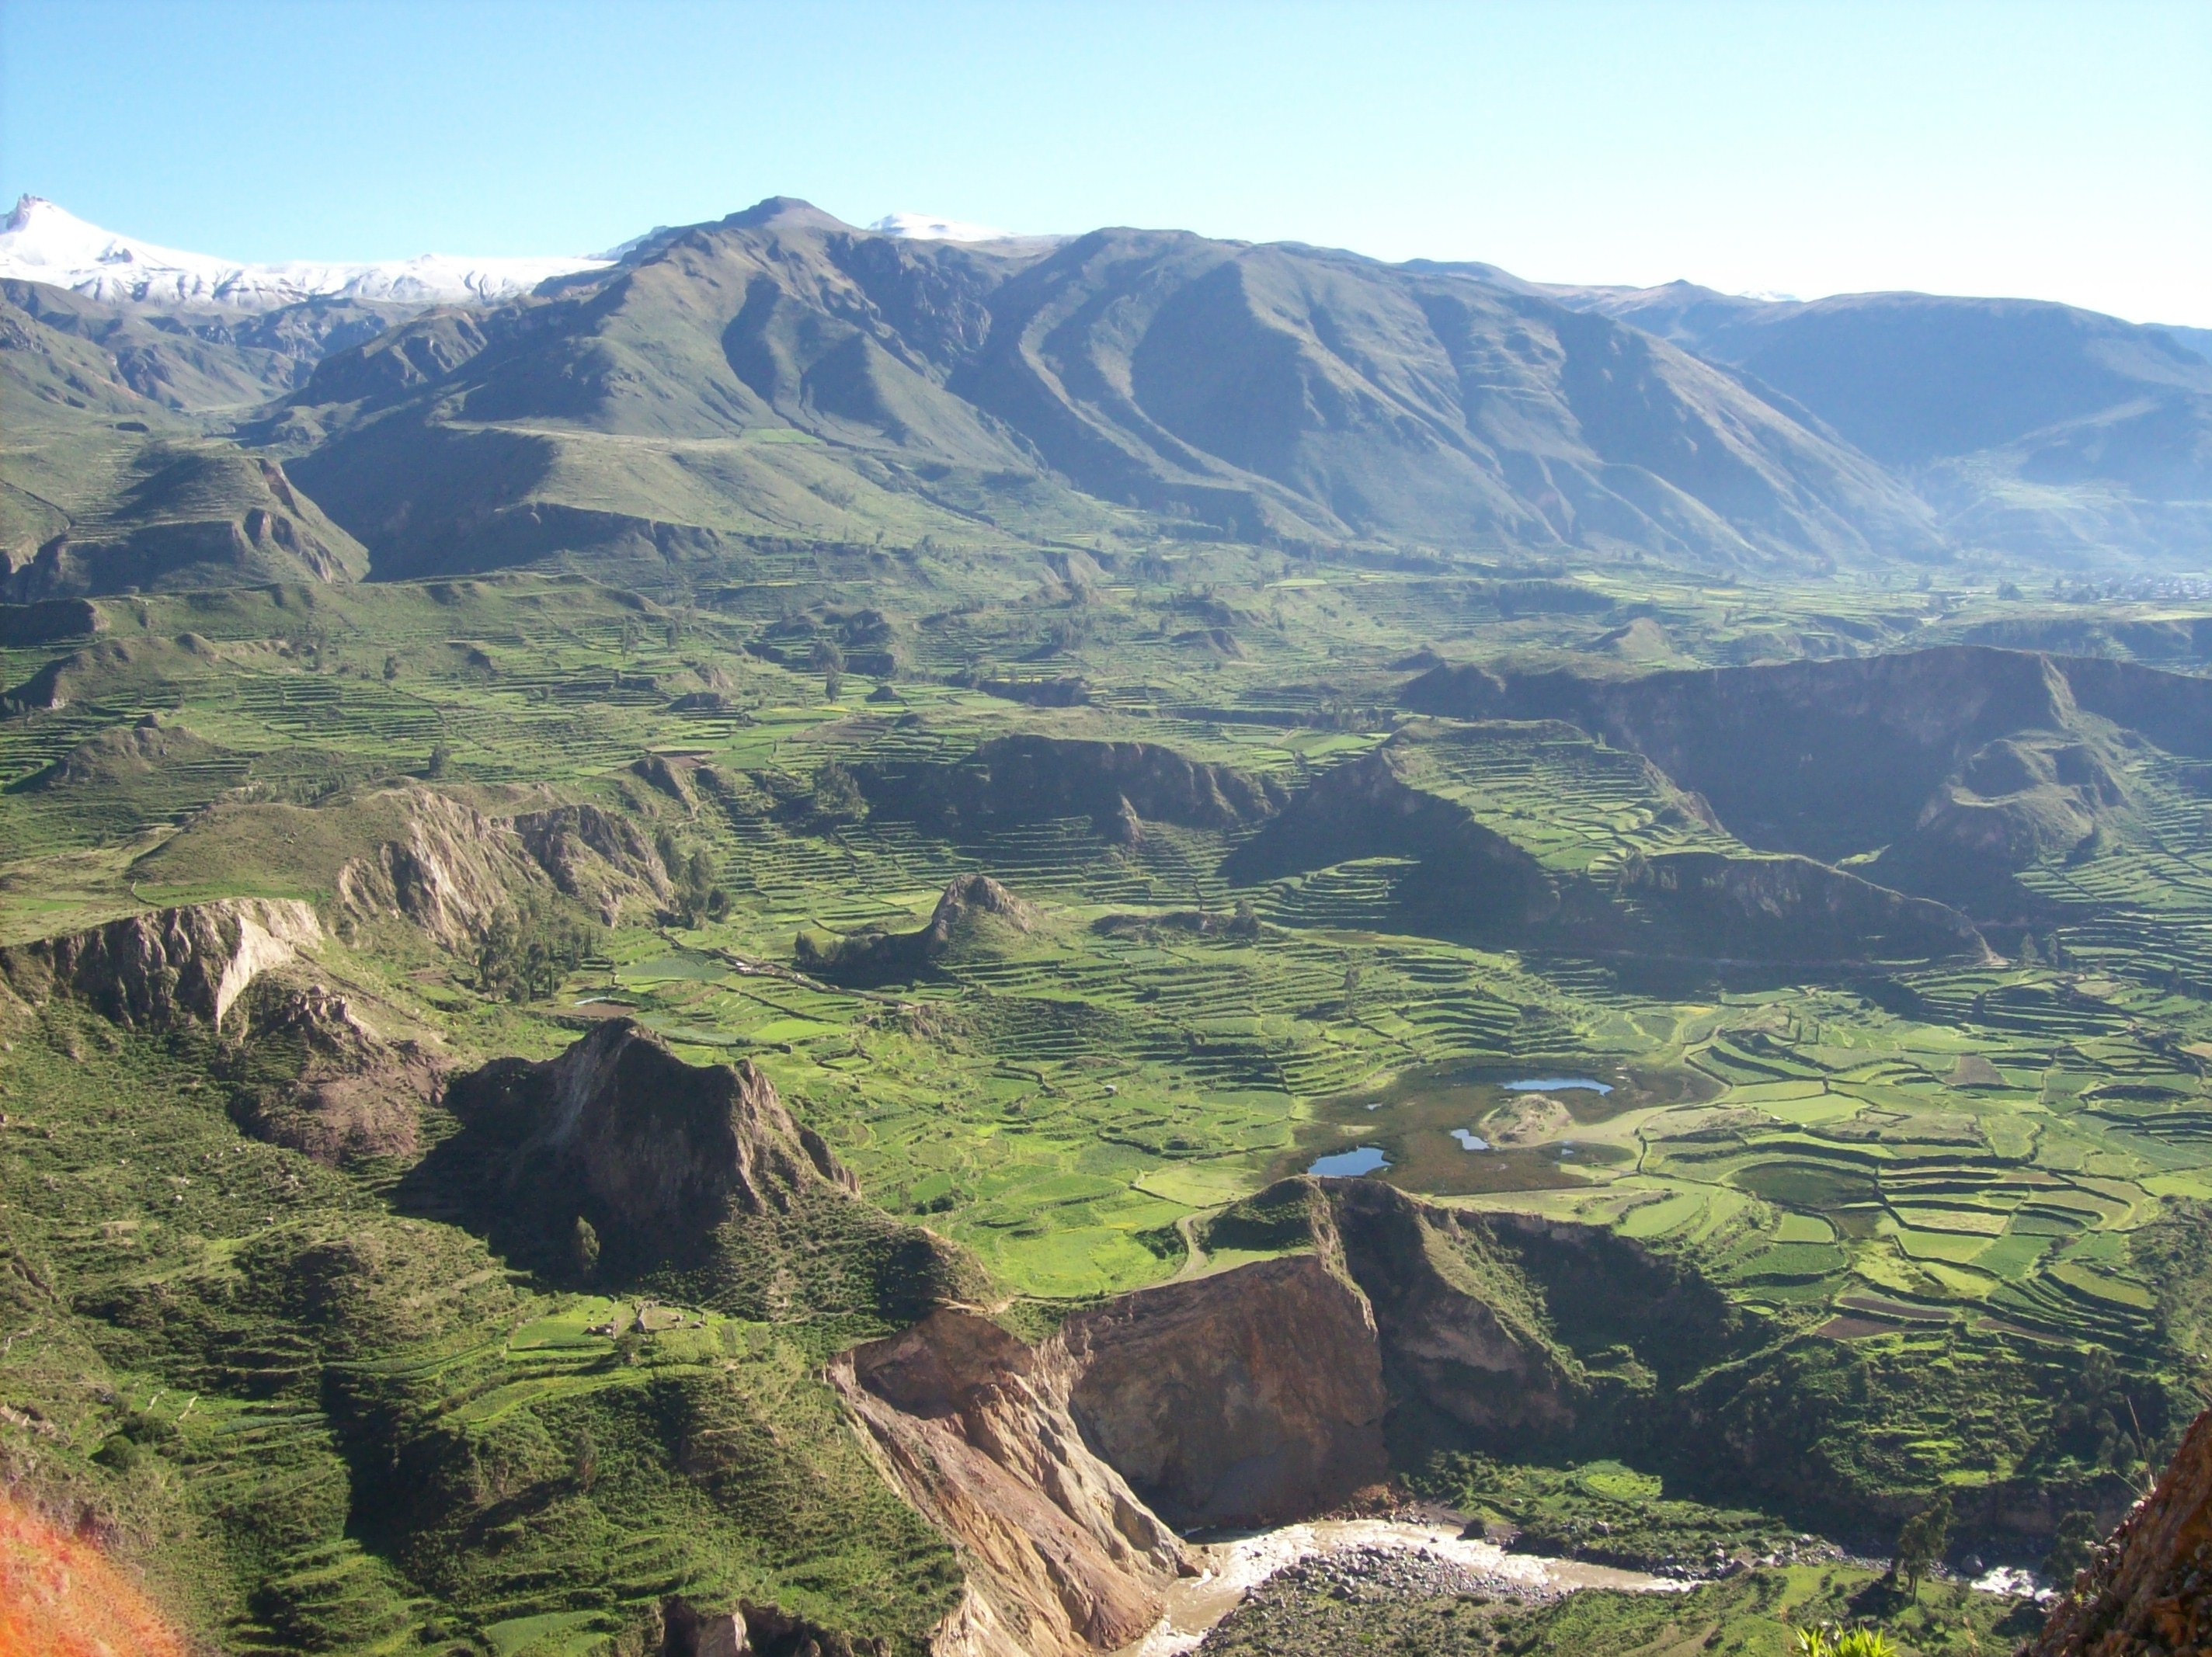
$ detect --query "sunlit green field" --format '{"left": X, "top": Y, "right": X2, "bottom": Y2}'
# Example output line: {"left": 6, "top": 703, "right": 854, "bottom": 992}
{"left": 5, "top": 547, "right": 2210, "bottom": 1649}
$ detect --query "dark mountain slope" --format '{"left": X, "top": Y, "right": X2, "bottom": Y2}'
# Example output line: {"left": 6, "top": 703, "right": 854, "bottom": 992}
{"left": 952, "top": 231, "right": 1941, "bottom": 564}
{"left": 1402, "top": 645, "right": 2210, "bottom": 913}
{"left": 1542, "top": 281, "right": 2212, "bottom": 563}
{"left": 1559, "top": 284, "right": 2212, "bottom": 466}
{"left": 267, "top": 200, "right": 1946, "bottom": 577}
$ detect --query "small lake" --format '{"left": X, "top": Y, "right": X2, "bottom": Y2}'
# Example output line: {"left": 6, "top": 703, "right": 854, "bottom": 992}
{"left": 1506, "top": 1076, "right": 1612, "bottom": 1094}
{"left": 1307, "top": 1145, "right": 1390, "bottom": 1177}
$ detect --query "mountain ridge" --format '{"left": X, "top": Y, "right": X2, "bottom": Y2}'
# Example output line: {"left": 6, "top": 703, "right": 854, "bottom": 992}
{"left": 5, "top": 194, "right": 2208, "bottom": 591}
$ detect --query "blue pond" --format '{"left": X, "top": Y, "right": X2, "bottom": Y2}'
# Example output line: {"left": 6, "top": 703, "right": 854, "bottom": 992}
{"left": 1308, "top": 1145, "right": 1390, "bottom": 1177}
{"left": 1451, "top": 1130, "right": 1490, "bottom": 1152}
{"left": 1505, "top": 1077, "right": 1612, "bottom": 1095}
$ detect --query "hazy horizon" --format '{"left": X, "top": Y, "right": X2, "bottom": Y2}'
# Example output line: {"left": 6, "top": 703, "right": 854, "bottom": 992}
{"left": 4, "top": 0, "right": 2207, "bottom": 328}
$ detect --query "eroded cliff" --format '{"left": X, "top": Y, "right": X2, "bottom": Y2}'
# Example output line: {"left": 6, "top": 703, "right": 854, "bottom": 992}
{"left": 834, "top": 1310, "right": 1190, "bottom": 1657}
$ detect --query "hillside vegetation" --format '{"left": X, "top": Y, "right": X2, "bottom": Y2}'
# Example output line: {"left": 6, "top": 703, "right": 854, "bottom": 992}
{"left": 2, "top": 206, "right": 2211, "bottom": 1655}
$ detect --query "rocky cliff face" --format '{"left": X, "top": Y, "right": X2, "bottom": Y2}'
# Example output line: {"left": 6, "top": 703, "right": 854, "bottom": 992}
{"left": 509, "top": 801, "right": 671, "bottom": 922}
{"left": 1617, "top": 849, "right": 1991, "bottom": 965}
{"left": 2026, "top": 1405, "right": 2212, "bottom": 1657}
{"left": 828, "top": 1181, "right": 1727, "bottom": 1652}
{"left": 337, "top": 791, "right": 536, "bottom": 947}
{"left": 0, "top": 897, "right": 320, "bottom": 1029}
{"left": 1326, "top": 1179, "right": 1582, "bottom": 1443}
{"left": 1063, "top": 1252, "right": 1391, "bottom": 1529}
{"left": 426, "top": 1020, "right": 980, "bottom": 1321}
{"left": 833, "top": 1309, "right": 1190, "bottom": 1657}
{"left": 336, "top": 787, "right": 670, "bottom": 944}
{"left": 224, "top": 980, "right": 441, "bottom": 1164}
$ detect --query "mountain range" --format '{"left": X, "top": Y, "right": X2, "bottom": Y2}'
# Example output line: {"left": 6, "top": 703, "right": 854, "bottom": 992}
{"left": 4, "top": 194, "right": 2207, "bottom": 599}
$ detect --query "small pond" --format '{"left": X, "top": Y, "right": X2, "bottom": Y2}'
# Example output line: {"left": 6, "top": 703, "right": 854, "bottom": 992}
{"left": 1307, "top": 1145, "right": 1391, "bottom": 1178}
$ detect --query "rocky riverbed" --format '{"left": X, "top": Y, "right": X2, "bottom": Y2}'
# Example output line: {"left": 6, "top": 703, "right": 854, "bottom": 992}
{"left": 1115, "top": 1516, "right": 1679, "bottom": 1656}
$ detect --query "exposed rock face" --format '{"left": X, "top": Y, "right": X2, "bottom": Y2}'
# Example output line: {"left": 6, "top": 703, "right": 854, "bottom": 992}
{"left": 1230, "top": 723, "right": 1987, "bottom": 964}
{"left": 0, "top": 898, "right": 320, "bottom": 1029}
{"left": 661, "top": 1596, "right": 892, "bottom": 1657}
{"left": 2026, "top": 1405, "right": 2212, "bottom": 1657}
{"left": 834, "top": 1309, "right": 1189, "bottom": 1657}
{"left": 1063, "top": 1252, "right": 1391, "bottom": 1529}
{"left": 508, "top": 801, "right": 670, "bottom": 922}
{"left": 1400, "top": 647, "right": 2212, "bottom": 888}
{"left": 338, "top": 790, "right": 537, "bottom": 946}
{"left": 858, "top": 736, "right": 1285, "bottom": 842}
{"left": 798, "top": 874, "right": 1035, "bottom": 984}
{"left": 227, "top": 980, "right": 440, "bottom": 1164}
{"left": 444, "top": 1018, "right": 856, "bottom": 1262}
{"left": 425, "top": 1022, "right": 983, "bottom": 1324}
{"left": 336, "top": 788, "right": 670, "bottom": 941}
{"left": 833, "top": 1180, "right": 1749, "bottom": 1652}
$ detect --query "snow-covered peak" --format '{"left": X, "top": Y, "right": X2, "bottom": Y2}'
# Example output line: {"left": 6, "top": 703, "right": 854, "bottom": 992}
{"left": 868, "top": 211, "right": 1021, "bottom": 243}
{"left": 0, "top": 195, "right": 612, "bottom": 310}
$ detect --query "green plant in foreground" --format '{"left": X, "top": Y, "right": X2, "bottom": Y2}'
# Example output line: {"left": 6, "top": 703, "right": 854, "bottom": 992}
{"left": 1796, "top": 1622, "right": 1899, "bottom": 1657}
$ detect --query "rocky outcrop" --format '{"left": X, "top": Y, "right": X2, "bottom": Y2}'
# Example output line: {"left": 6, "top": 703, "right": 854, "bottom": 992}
{"left": 1400, "top": 647, "right": 2210, "bottom": 893}
{"left": 1229, "top": 725, "right": 1985, "bottom": 964}
{"left": 0, "top": 898, "right": 320, "bottom": 1030}
{"left": 443, "top": 1018, "right": 856, "bottom": 1262}
{"left": 1224, "top": 738, "right": 1560, "bottom": 929}
{"left": 1326, "top": 1179, "right": 1583, "bottom": 1442}
{"left": 337, "top": 789, "right": 669, "bottom": 941}
{"left": 832, "top": 1179, "right": 1750, "bottom": 1652}
{"left": 508, "top": 801, "right": 670, "bottom": 922}
{"left": 226, "top": 980, "right": 441, "bottom": 1164}
{"left": 858, "top": 736, "right": 1285, "bottom": 843}
{"left": 661, "top": 1595, "right": 893, "bottom": 1657}
{"left": 834, "top": 1309, "right": 1189, "bottom": 1657}
{"left": 2026, "top": 1405, "right": 2212, "bottom": 1657}
{"left": 337, "top": 790, "right": 544, "bottom": 945}
{"left": 1616, "top": 849, "right": 1991, "bottom": 964}
{"left": 798, "top": 875, "right": 1035, "bottom": 984}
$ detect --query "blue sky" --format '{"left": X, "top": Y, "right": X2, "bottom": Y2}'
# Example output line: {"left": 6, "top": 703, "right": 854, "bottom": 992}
{"left": 5, "top": 0, "right": 2207, "bottom": 325}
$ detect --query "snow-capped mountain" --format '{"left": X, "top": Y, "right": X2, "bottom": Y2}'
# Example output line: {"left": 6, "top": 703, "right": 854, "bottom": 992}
{"left": 867, "top": 211, "right": 1021, "bottom": 243}
{"left": 0, "top": 196, "right": 610, "bottom": 309}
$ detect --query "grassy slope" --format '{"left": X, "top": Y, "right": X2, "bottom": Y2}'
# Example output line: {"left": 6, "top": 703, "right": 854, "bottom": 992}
{"left": 0, "top": 554, "right": 2209, "bottom": 1649}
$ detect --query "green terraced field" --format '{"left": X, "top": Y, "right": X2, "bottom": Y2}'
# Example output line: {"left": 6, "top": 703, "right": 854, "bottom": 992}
{"left": 5, "top": 553, "right": 2212, "bottom": 1651}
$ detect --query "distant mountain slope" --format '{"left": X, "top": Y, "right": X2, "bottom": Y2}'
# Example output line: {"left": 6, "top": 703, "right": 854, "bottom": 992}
{"left": 5, "top": 194, "right": 2207, "bottom": 585}
{"left": 1538, "top": 280, "right": 2212, "bottom": 562}
{"left": 268, "top": 198, "right": 1943, "bottom": 578}
{"left": 1, "top": 278, "right": 375, "bottom": 412}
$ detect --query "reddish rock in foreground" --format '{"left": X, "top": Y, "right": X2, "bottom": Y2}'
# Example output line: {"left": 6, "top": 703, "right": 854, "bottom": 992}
{"left": 2026, "top": 1406, "right": 2212, "bottom": 1657}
